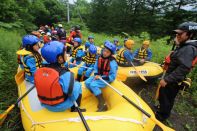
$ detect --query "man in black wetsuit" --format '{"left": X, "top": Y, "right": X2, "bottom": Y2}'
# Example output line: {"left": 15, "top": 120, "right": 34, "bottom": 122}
{"left": 156, "top": 21, "right": 197, "bottom": 121}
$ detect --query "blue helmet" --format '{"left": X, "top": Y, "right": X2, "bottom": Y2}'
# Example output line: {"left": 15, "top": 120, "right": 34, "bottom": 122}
{"left": 89, "top": 45, "right": 97, "bottom": 54}
{"left": 41, "top": 41, "right": 64, "bottom": 63}
{"left": 88, "top": 35, "right": 94, "bottom": 39}
{"left": 73, "top": 38, "right": 82, "bottom": 44}
{"left": 104, "top": 41, "right": 116, "bottom": 54}
{"left": 22, "top": 35, "right": 40, "bottom": 47}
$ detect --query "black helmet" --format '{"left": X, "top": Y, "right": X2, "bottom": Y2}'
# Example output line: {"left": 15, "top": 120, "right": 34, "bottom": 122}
{"left": 174, "top": 21, "right": 197, "bottom": 33}
{"left": 75, "top": 25, "right": 80, "bottom": 30}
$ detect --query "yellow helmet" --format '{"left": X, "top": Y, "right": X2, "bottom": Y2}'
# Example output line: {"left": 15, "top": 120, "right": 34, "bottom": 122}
{"left": 143, "top": 40, "right": 150, "bottom": 45}
{"left": 125, "top": 39, "right": 134, "bottom": 49}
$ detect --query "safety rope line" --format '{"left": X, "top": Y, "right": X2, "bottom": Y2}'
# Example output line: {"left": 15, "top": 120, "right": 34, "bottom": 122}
{"left": 17, "top": 80, "right": 148, "bottom": 130}
{"left": 31, "top": 115, "right": 144, "bottom": 127}
{"left": 18, "top": 81, "right": 45, "bottom": 131}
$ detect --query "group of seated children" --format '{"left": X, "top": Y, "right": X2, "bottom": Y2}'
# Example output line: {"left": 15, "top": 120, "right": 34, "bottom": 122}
{"left": 17, "top": 33, "right": 152, "bottom": 113}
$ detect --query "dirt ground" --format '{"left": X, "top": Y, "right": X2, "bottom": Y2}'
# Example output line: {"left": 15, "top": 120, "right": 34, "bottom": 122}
{"left": 124, "top": 77, "right": 197, "bottom": 131}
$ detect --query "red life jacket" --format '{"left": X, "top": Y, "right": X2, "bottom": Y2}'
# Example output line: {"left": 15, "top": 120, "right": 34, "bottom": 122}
{"left": 34, "top": 67, "right": 74, "bottom": 106}
{"left": 164, "top": 52, "right": 197, "bottom": 70}
{"left": 163, "top": 52, "right": 172, "bottom": 70}
{"left": 98, "top": 57, "right": 111, "bottom": 76}
{"left": 192, "top": 56, "right": 197, "bottom": 68}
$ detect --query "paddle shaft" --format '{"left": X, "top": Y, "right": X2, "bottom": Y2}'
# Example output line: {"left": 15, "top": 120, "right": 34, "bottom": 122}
{"left": 0, "top": 85, "right": 35, "bottom": 125}
{"left": 155, "top": 71, "right": 166, "bottom": 100}
{"left": 99, "top": 77, "right": 174, "bottom": 131}
{"left": 74, "top": 101, "right": 90, "bottom": 131}
{"left": 130, "top": 61, "right": 147, "bottom": 82}
{"left": 16, "top": 85, "right": 35, "bottom": 105}
{"left": 99, "top": 78, "right": 150, "bottom": 117}
{"left": 134, "top": 58, "right": 161, "bottom": 65}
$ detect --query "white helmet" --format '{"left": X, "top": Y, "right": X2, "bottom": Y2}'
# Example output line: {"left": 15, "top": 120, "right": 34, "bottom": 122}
{"left": 46, "top": 32, "right": 51, "bottom": 36}
{"left": 58, "top": 24, "right": 63, "bottom": 28}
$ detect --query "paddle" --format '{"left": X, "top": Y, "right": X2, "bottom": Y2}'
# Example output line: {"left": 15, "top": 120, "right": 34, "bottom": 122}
{"left": 0, "top": 85, "right": 35, "bottom": 126}
{"left": 73, "top": 101, "right": 90, "bottom": 131}
{"left": 69, "top": 63, "right": 127, "bottom": 81}
{"left": 99, "top": 77, "right": 174, "bottom": 131}
{"left": 133, "top": 58, "right": 161, "bottom": 66}
{"left": 0, "top": 70, "right": 34, "bottom": 125}
{"left": 130, "top": 61, "right": 147, "bottom": 82}
{"left": 154, "top": 71, "right": 166, "bottom": 100}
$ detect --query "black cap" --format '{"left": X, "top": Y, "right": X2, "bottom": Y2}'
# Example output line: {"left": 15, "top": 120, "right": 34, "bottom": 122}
{"left": 174, "top": 21, "right": 197, "bottom": 33}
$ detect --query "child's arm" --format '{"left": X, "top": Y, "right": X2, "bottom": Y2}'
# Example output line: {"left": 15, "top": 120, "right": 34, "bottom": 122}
{"left": 76, "top": 49, "right": 85, "bottom": 61}
{"left": 145, "top": 48, "right": 152, "bottom": 61}
{"left": 124, "top": 50, "right": 134, "bottom": 62}
{"left": 25, "top": 56, "right": 37, "bottom": 76}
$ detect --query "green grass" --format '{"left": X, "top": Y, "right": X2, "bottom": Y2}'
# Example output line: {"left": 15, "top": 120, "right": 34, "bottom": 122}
{"left": 0, "top": 28, "right": 23, "bottom": 130}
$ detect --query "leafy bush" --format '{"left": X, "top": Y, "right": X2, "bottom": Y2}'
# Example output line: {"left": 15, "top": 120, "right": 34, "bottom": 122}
{"left": 0, "top": 28, "right": 22, "bottom": 130}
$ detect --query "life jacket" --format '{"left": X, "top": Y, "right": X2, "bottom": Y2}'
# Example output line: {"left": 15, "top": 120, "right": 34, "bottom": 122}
{"left": 43, "top": 35, "right": 51, "bottom": 44}
{"left": 98, "top": 56, "right": 111, "bottom": 76}
{"left": 83, "top": 52, "right": 96, "bottom": 65}
{"left": 21, "top": 54, "right": 42, "bottom": 76}
{"left": 163, "top": 52, "right": 173, "bottom": 70}
{"left": 34, "top": 67, "right": 74, "bottom": 106}
{"left": 116, "top": 48, "right": 129, "bottom": 65}
{"left": 138, "top": 47, "right": 148, "bottom": 59}
{"left": 164, "top": 50, "right": 197, "bottom": 70}
{"left": 71, "top": 46, "right": 83, "bottom": 58}
{"left": 17, "top": 47, "right": 23, "bottom": 64}
{"left": 192, "top": 56, "right": 197, "bottom": 68}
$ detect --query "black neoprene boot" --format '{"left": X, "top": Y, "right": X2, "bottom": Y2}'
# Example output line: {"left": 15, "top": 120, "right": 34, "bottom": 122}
{"left": 77, "top": 74, "right": 82, "bottom": 82}
{"left": 96, "top": 94, "right": 108, "bottom": 112}
{"left": 71, "top": 94, "right": 86, "bottom": 112}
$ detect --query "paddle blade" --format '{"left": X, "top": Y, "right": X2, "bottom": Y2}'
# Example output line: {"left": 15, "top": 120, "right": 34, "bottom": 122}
{"left": 130, "top": 62, "right": 147, "bottom": 82}
{"left": 15, "top": 70, "right": 25, "bottom": 86}
{"left": 117, "top": 73, "right": 127, "bottom": 81}
{"left": 151, "top": 116, "right": 175, "bottom": 131}
{"left": 0, "top": 104, "right": 15, "bottom": 126}
{"left": 0, "top": 114, "right": 7, "bottom": 126}
{"left": 134, "top": 69, "right": 147, "bottom": 82}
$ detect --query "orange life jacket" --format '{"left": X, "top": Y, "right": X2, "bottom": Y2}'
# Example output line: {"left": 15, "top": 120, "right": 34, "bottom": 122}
{"left": 98, "top": 57, "right": 111, "bottom": 76}
{"left": 34, "top": 67, "right": 74, "bottom": 106}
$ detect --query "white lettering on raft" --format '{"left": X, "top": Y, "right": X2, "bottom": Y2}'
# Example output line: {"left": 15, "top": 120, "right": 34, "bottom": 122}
{"left": 129, "top": 70, "right": 148, "bottom": 75}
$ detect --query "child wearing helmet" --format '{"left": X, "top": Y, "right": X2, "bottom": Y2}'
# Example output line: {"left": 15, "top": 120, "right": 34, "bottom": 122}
{"left": 133, "top": 40, "right": 152, "bottom": 65}
{"left": 69, "top": 38, "right": 85, "bottom": 68}
{"left": 18, "top": 35, "right": 43, "bottom": 83}
{"left": 77, "top": 45, "right": 98, "bottom": 81}
{"left": 116, "top": 39, "right": 135, "bottom": 67}
{"left": 68, "top": 25, "right": 82, "bottom": 45}
{"left": 34, "top": 41, "right": 86, "bottom": 112}
{"left": 113, "top": 38, "right": 122, "bottom": 52}
{"left": 85, "top": 41, "right": 118, "bottom": 112}
{"left": 85, "top": 35, "right": 95, "bottom": 51}
{"left": 43, "top": 32, "right": 51, "bottom": 44}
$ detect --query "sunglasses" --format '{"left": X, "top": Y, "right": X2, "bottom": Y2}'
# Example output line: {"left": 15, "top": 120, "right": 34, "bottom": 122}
{"left": 176, "top": 32, "right": 185, "bottom": 36}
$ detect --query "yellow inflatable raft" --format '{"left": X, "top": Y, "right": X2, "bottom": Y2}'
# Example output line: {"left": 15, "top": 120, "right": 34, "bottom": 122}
{"left": 17, "top": 76, "right": 156, "bottom": 130}
{"left": 118, "top": 62, "right": 163, "bottom": 80}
